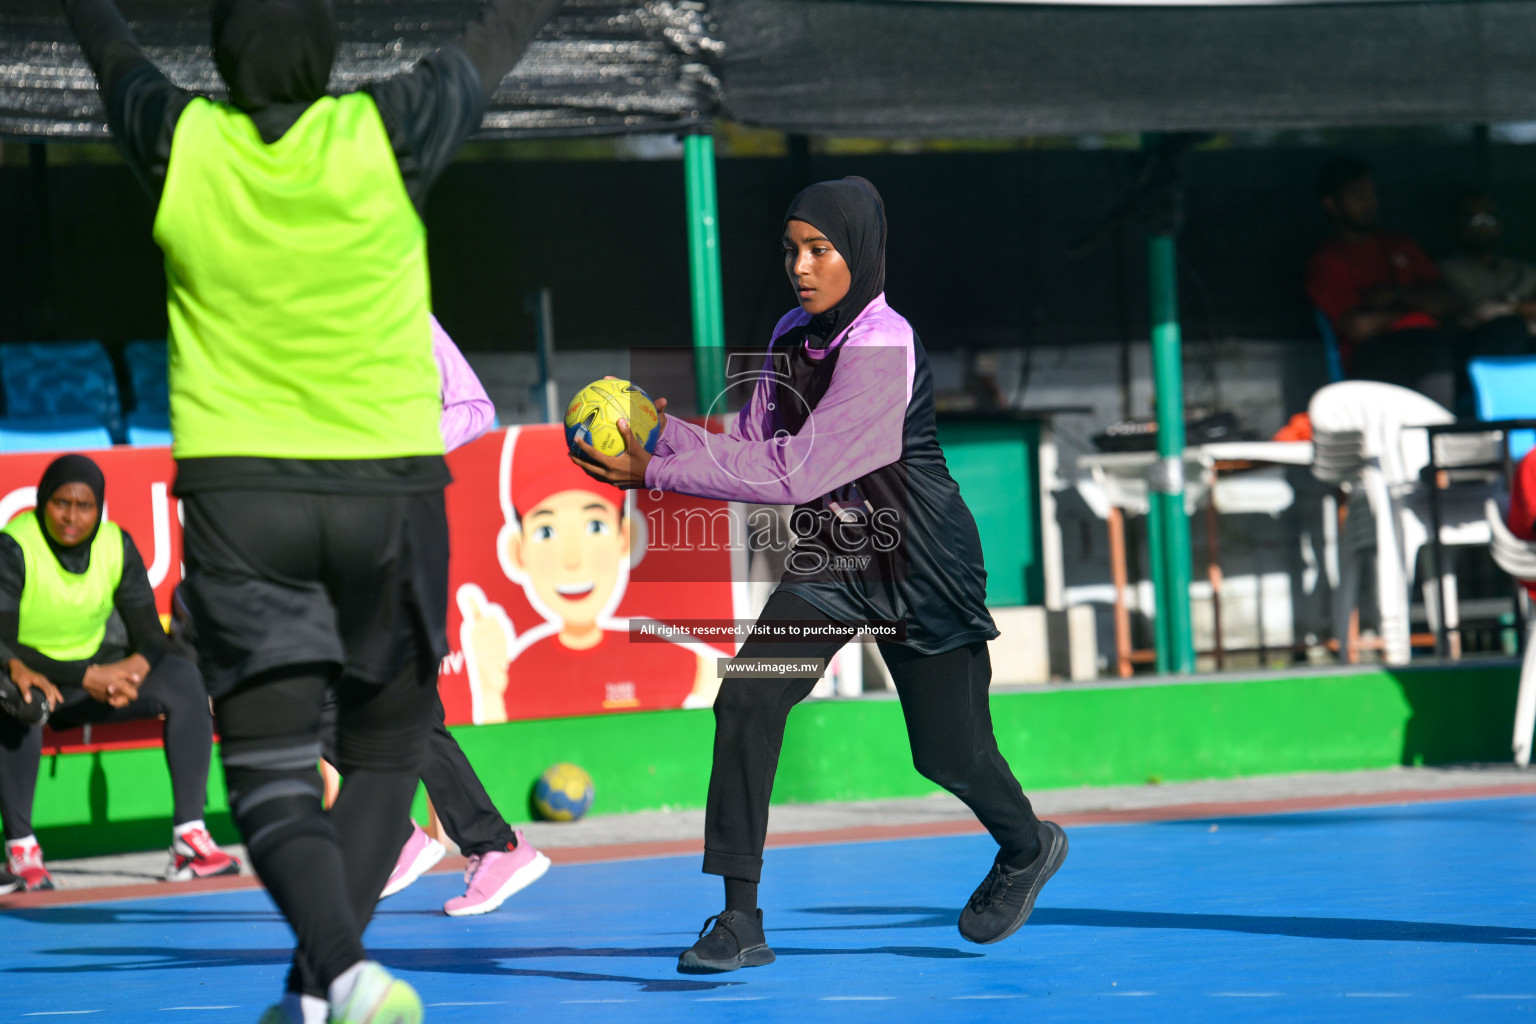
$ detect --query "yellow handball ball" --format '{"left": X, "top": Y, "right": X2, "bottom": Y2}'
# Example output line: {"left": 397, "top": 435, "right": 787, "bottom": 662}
{"left": 564, "top": 378, "right": 662, "bottom": 458}
{"left": 533, "top": 762, "right": 595, "bottom": 822}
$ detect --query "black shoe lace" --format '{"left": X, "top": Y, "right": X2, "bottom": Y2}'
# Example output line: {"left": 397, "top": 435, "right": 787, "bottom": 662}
{"left": 969, "top": 864, "right": 1015, "bottom": 912}
{"left": 698, "top": 911, "right": 736, "bottom": 938}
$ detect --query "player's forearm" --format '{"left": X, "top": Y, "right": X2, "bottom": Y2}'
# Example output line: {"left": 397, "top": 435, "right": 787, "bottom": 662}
{"left": 433, "top": 320, "right": 496, "bottom": 450}
{"left": 9, "top": 643, "right": 88, "bottom": 688}
{"left": 454, "top": 0, "right": 567, "bottom": 99}
{"left": 647, "top": 428, "right": 898, "bottom": 507}
{"left": 440, "top": 401, "right": 496, "bottom": 452}
{"left": 62, "top": 0, "right": 155, "bottom": 99}
{"left": 655, "top": 416, "right": 711, "bottom": 457}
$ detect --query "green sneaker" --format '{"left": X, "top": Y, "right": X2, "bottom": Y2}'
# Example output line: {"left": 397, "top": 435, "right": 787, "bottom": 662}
{"left": 329, "top": 962, "right": 422, "bottom": 1024}
{"left": 255, "top": 1003, "right": 299, "bottom": 1024}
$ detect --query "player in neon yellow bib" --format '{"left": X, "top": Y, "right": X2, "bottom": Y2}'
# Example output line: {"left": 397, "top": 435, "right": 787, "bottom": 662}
{"left": 64, "top": 0, "right": 562, "bottom": 1020}
{"left": 0, "top": 455, "right": 239, "bottom": 894}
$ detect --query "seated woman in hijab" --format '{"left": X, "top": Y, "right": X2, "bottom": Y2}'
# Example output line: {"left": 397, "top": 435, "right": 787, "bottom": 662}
{"left": 0, "top": 454, "right": 239, "bottom": 890}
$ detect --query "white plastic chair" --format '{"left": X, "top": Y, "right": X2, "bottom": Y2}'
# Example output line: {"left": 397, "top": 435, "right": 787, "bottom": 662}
{"left": 1485, "top": 498, "right": 1536, "bottom": 765}
{"left": 1309, "top": 382, "right": 1496, "bottom": 665}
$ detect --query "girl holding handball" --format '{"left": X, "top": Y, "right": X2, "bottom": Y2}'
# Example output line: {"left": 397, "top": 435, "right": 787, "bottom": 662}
{"left": 572, "top": 176, "right": 1066, "bottom": 974}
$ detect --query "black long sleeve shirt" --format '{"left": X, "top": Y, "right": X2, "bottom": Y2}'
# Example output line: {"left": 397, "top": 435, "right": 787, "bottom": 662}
{"left": 0, "top": 530, "right": 169, "bottom": 686}
{"left": 61, "top": 0, "right": 564, "bottom": 495}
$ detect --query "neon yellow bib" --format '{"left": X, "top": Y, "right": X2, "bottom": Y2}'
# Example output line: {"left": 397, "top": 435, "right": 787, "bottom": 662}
{"left": 153, "top": 94, "right": 443, "bottom": 460}
{"left": 3, "top": 512, "right": 124, "bottom": 661}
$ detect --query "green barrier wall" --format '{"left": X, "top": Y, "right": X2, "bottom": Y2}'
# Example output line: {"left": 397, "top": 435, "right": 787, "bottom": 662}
{"left": 31, "top": 662, "right": 1521, "bottom": 860}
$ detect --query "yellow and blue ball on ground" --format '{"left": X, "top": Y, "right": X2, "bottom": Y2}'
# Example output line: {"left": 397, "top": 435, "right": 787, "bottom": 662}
{"left": 564, "top": 378, "right": 661, "bottom": 458}
{"left": 533, "top": 762, "right": 595, "bottom": 822}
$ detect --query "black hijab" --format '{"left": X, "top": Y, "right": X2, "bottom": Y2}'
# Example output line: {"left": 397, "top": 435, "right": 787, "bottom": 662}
{"left": 782, "top": 176, "right": 888, "bottom": 350}
{"left": 212, "top": 0, "right": 338, "bottom": 113}
{"left": 36, "top": 454, "right": 106, "bottom": 574}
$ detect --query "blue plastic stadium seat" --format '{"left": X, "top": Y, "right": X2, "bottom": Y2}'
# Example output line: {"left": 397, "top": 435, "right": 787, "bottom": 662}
{"left": 1468, "top": 355, "right": 1536, "bottom": 462}
{"left": 0, "top": 416, "right": 114, "bottom": 454}
{"left": 1312, "top": 308, "right": 1346, "bottom": 384}
{"left": 124, "top": 340, "right": 169, "bottom": 416}
{"left": 126, "top": 411, "right": 172, "bottom": 448}
{"left": 0, "top": 341, "right": 123, "bottom": 441}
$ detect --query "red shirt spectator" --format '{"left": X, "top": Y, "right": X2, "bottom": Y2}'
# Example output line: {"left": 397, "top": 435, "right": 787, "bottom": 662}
{"left": 1306, "top": 232, "right": 1443, "bottom": 369}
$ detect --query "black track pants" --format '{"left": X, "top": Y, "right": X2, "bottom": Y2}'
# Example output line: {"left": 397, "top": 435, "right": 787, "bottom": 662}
{"left": 0, "top": 654, "right": 212, "bottom": 841}
{"left": 702, "top": 590, "right": 1041, "bottom": 883}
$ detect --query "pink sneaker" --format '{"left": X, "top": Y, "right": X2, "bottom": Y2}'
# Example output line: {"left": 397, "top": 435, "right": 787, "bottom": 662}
{"left": 381, "top": 822, "right": 447, "bottom": 898}
{"left": 443, "top": 830, "right": 551, "bottom": 917}
{"left": 7, "top": 837, "right": 53, "bottom": 892}
{"left": 165, "top": 824, "right": 242, "bottom": 881}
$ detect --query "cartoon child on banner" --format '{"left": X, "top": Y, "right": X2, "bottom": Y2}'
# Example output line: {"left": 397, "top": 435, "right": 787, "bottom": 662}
{"left": 459, "top": 426, "right": 719, "bottom": 723}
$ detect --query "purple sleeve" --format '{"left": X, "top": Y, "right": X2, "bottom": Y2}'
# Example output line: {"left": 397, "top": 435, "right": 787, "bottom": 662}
{"left": 433, "top": 316, "right": 496, "bottom": 452}
{"left": 645, "top": 326, "right": 909, "bottom": 504}
{"left": 653, "top": 354, "right": 776, "bottom": 457}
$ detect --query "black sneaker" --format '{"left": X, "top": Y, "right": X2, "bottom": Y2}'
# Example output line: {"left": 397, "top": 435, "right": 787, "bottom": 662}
{"left": 0, "top": 867, "right": 19, "bottom": 896}
{"left": 958, "top": 820, "right": 1068, "bottom": 944}
{"left": 677, "top": 909, "right": 777, "bottom": 974}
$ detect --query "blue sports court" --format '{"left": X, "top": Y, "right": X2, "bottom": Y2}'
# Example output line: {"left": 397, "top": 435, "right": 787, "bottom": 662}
{"left": 8, "top": 793, "right": 1536, "bottom": 1023}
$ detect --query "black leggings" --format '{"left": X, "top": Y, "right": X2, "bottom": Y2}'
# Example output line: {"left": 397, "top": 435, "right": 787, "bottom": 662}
{"left": 183, "top": 487, "right": 448, "bottom": 995}
{"left": 321, "top": 689, "right": 515, "bottom": 859}
{"left": 703, "top": 590, "right": 1041, "bottom": 883}
{"left": 215, "top": 646, "right": 436, "bottom": 997}
{"left": 0, "top": 654, "right": 212, "bottom": 841}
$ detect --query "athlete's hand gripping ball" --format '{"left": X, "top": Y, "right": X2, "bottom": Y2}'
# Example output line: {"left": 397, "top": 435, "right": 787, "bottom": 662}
{"left": 567, "top": 377, "right": 670, "bottom": 489}
{"left": 565, "top": 378, "right": 662, "bottom": 457}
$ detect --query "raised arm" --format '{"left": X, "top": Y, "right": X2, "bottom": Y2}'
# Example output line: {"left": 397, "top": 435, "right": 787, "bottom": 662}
{"left": 365, "top": 0, "right": 566, "bottom": 210}
{"left": 62, "top": 0, "right": 193, "bottom": 198}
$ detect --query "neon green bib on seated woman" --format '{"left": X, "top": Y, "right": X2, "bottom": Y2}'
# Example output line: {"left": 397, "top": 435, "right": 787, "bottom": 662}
{"left": 152, "top": 93, "right": 443, "bottom": 460}
{"left": 2, "top": 512, "right": 123, "bottom": 661}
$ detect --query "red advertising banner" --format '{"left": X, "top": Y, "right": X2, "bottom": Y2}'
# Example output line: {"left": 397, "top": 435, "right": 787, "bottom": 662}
{"left": 0, "top": 426, "right": 747, "bottom": 747}
{"left": 440, "top": 425, "right": 746, "bottom": 725}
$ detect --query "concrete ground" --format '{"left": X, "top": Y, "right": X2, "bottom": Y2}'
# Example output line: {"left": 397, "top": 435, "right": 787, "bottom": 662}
{"left": 36, "top": 762, "right": 1536, "bottom": 894}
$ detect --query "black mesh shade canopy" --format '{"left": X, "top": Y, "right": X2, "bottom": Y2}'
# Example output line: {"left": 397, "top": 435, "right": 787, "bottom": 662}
{"left": 4, "top": 0, "right": 1536, "bottom": 140}
{"left": 1, "top": 0, "right": 721, "bottom": 139}
{"left": 715, "top": 0, "right": 1536, "bottom": 137}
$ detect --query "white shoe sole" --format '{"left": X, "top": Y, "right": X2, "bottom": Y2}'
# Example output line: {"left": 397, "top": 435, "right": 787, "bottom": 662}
{"left": 443, "top": 851, "right": 551, "bottom": 917}
{"left": 380, "top": 838, "right": 447, "bottom": 899}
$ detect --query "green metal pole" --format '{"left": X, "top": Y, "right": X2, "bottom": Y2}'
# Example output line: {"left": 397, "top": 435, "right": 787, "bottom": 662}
{"left": 683, "top": 130, "right": 727, "bottom": 413}
{"left": 1146, "top": 495, "right": 1172, "bottom": 674}
{"left": 1148, "top": 232, "right": 1196, "bottom": 674}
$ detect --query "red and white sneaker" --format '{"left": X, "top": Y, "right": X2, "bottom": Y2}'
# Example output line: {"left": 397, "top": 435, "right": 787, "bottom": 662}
{"left": 165, "top": 823, "right": 242, "bottom": 881}
{"left": 7, "top": 836, "right": 54, "bottom": 891}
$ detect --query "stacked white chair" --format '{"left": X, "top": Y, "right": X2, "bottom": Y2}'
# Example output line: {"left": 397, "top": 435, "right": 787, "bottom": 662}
{"left": 1309, "top": 382, "right": 1498, "bottom": 665}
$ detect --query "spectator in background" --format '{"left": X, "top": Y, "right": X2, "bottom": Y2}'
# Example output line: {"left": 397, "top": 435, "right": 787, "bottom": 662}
{"left": 1305, "top": 156, "right": 1460, "bottom": 408}
{"left": 0, "top": 455, "right": 238, "bottom": 891}
{"left": 1440, "top": 193, "right": 1536, "bottom": 337}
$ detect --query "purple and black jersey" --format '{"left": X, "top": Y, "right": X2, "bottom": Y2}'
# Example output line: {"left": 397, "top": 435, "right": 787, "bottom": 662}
{"left": 647, "top": 294, "right": 998, "bottom": 655}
